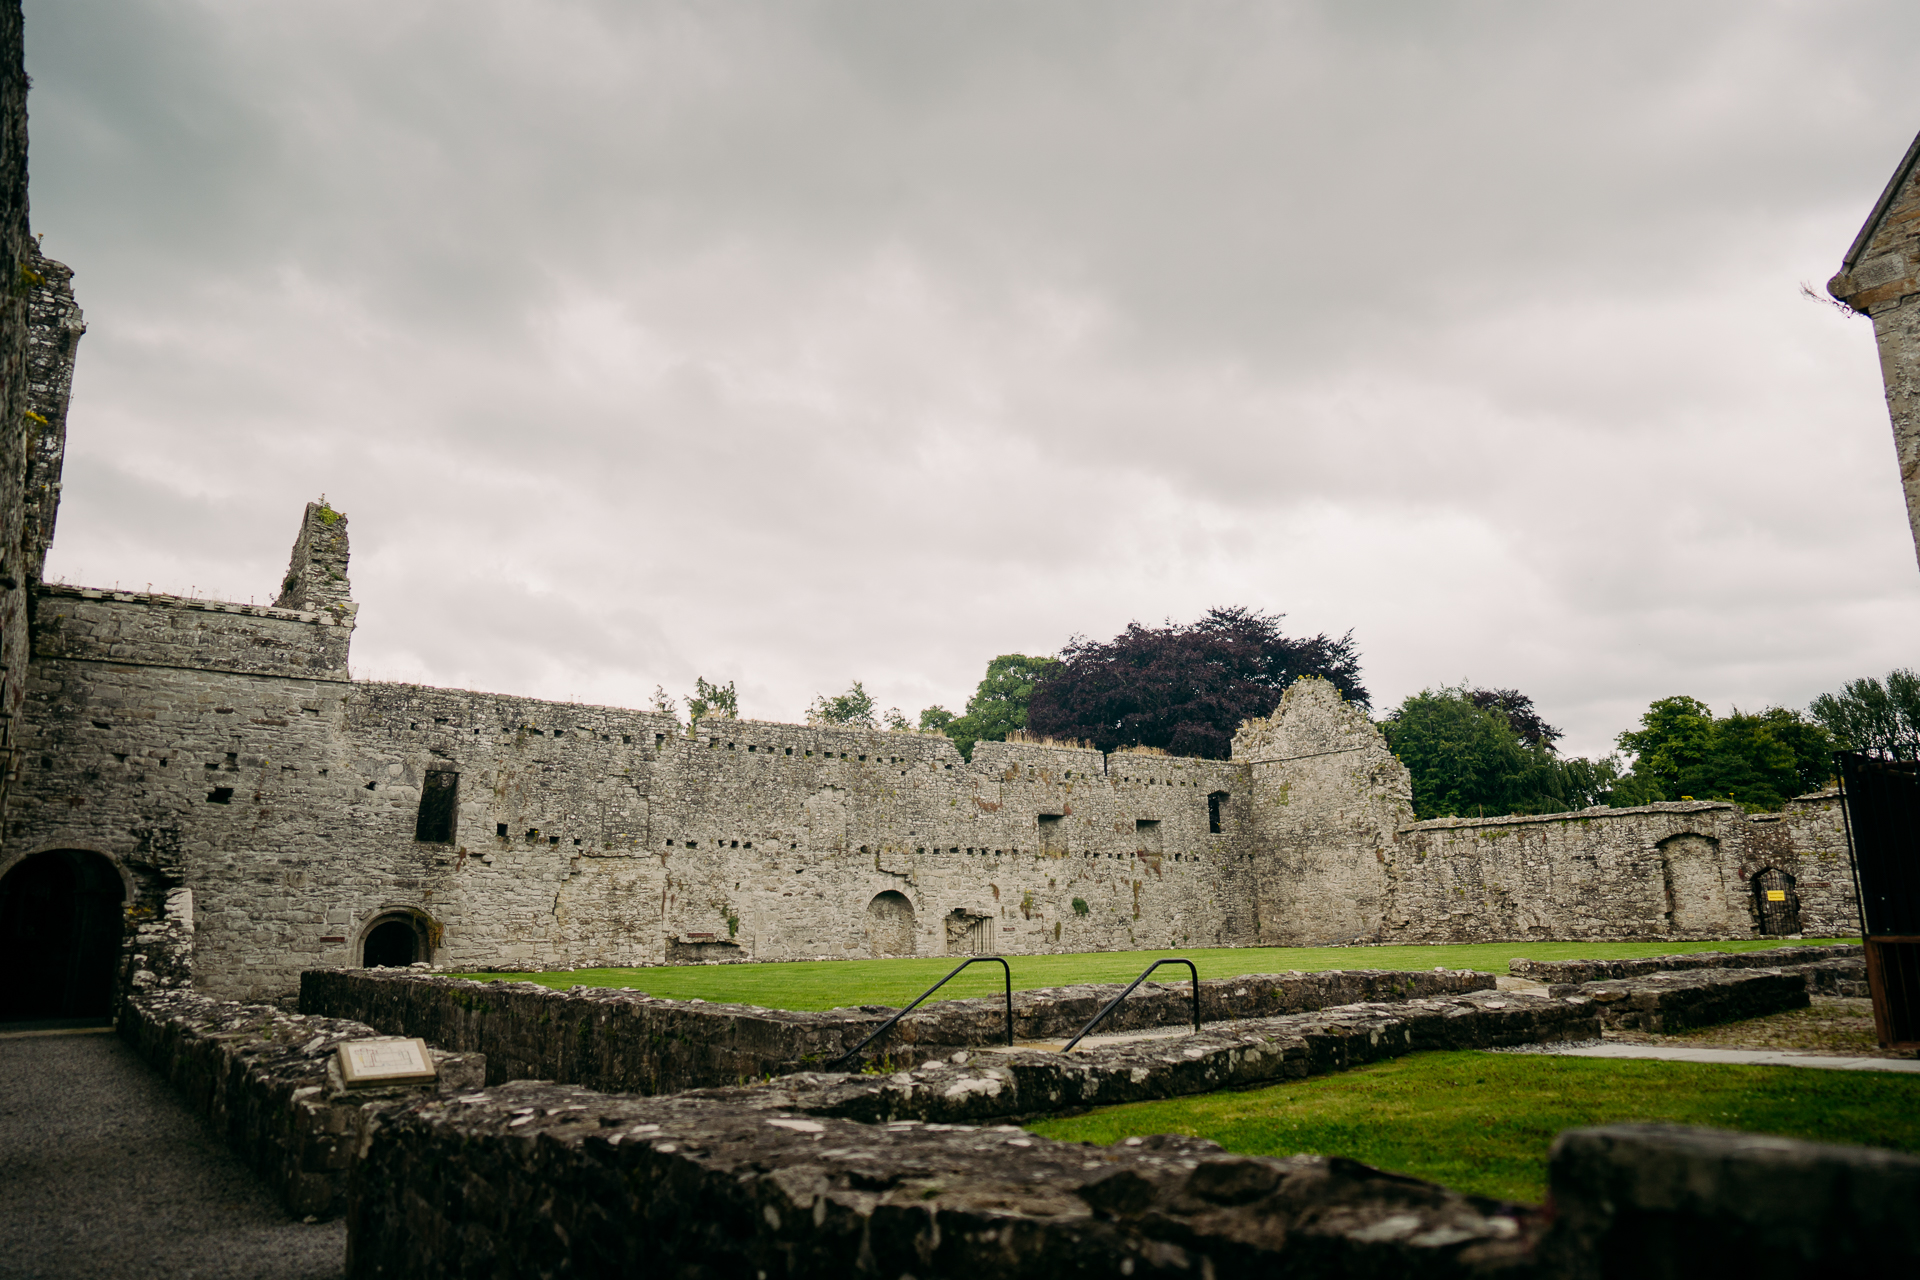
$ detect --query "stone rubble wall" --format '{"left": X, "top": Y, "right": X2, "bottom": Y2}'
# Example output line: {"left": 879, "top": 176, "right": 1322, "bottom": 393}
{"left": 299, "top": 966, "right": 1496, "bottom": 1092}
{"left": 346, "top": 1083, "right": 1543, "bottom": 1280}
{"left": 1386, "top": 793, "right": 1856, "bottom": 944}
{"left": 1511, "top": 943, "right": 1864, "bottom": 984}
{"left": 1561, "top": 968, "right": 1811, "bottom": 1034}
{"left": 117, "top": 988, "right": 485, "bottom": 1220}
{"left": 1542, "top": 1123, "right": 1920, "bottom": 1279}
{"left": 1234, "top": 678, "right": 1415, "bottom": 945}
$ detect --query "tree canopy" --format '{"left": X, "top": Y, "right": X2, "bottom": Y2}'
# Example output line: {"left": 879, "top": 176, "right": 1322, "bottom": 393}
{"left": 940, "top": 654, "right": 1062, "bottom": 760}
{"left": 807, "top": 680, "right": 878, "bottom": 729}
{"left": 1613, "top": 696, "right": 1833, "bottom": 811}
{"left": 1809, "top": 668, "right": 1920, "bottom": 760}
{"left": 1467, "top": 688, "right": 1563, "bottom": 751}
{"left": 1024, "top": 607, "right": 1366, "bottom": 760}
{"left": 1380, "top": 686, "right": 1590, "bottom": 820}
{"left": 685, "top": 676, "right": 737, "bottom": 722}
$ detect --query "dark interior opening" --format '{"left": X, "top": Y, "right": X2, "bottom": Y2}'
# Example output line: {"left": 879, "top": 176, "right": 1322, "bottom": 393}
{"left": 0, "top": 850, "right": 125, "bottom": 1021}
{"left": 1207, "top": 791, "right": 1229, "bottom": 834}
{"left": 415, "top": 769, "right": 459, "bottom": 842}
{"left": 363, "top": 918, "right": 419, "bottom": 968}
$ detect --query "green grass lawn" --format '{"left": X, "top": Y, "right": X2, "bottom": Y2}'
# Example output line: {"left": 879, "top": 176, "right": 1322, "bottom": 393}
{"left": 1026, "top": 1050, "right": 1920, "bottom": 1204}
{"left": 451, "top": 937, "right": 1852, "bottom": 1012}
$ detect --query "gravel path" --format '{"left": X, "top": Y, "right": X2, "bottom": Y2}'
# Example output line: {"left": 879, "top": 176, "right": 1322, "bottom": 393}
{"left": 0, "top": 1028, "right": 344, "bottom": 1279}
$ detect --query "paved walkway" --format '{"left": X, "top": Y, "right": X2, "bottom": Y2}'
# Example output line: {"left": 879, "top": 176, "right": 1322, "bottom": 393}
{"left": 1502, "top": 1042, "right": 1920, "bottom": 1073}
{"left": 0, "top": 1027, "right": 344, "bottom": 1279}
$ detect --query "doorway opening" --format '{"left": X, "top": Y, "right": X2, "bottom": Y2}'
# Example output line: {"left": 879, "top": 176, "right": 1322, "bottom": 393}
{"left": 360, "top": 911, "right": 433, "bottom": 968}
{"left": 0, "top": 850, "right": 126, "bottom": 1022}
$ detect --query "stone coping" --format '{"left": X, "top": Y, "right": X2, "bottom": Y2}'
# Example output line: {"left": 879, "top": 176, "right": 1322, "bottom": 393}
{"left": 1512, "top": 944, "right": 1863, "bottom": 985}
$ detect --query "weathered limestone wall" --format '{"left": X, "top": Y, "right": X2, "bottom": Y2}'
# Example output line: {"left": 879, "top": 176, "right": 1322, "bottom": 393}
{"left": 1234, "top": 678, "right": 1414, "bottom": 945}
{"left": 9, "top": 542, "right": 1260, "bottom": 999}
{"left": 1829, "top": 128, "right": 1920, "bottom": 570}
{"left": 1385, "top": 792, "right": 1855, "bottom": 944}
{"left": 5, "top": 498, "right": 1858, "bottom": 1002}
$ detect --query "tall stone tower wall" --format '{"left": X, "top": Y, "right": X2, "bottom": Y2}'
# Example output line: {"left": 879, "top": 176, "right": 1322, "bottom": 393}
{"left": 1234, "top": 678, "right": 1414, "bottom": 946}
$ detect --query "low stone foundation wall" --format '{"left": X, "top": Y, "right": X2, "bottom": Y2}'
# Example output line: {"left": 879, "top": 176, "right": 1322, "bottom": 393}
{"left": 300, "top": 966, "right": 1494, "bottom": 1092}
{"left": 345, "top": 1080, "right": 1546, "bottom": 1279}
{"left": 1564, "top": 968, "right": 1812, "bottom": 1034}
{"left": 1540, "top": 1124, "right": 1920, "bottom": 1278}
{"left": 118, "top": 989, "right": 485, "bottom": 1220}
{"left": 1510, "top": 944, "right": 1861, "bottom": 985}
{"left": 723, "top": 990, "right": 1602, "bottom": 1126}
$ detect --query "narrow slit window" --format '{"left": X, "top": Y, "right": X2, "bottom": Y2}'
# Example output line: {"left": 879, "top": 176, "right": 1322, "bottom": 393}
{"left": 415, "top": 769, "right": 459, "bottom": 843}
{"left": 1207, "top": 791, "right": 1229, "bottom": 834}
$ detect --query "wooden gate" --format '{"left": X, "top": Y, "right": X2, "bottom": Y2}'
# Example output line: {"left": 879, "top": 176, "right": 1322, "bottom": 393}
{"left": 1751, "top": 867, "right": 1802, "bottom": 936}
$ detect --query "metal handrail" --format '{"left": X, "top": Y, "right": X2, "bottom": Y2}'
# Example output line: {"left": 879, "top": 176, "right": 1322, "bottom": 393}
{"left": 826, "top": 955, "right": 1012, "bottom": 1071}
{"left": 1060, "top": 958, "right": 1199, "bottom": 1053}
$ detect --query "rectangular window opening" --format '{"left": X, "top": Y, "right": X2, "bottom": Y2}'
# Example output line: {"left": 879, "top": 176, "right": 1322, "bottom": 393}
{"left": 1207, "top": 791, "right": 1229, "bottom": 834}
{"left": 1038, "top": 813, "right": 1066, "bottom": 854}
{"left": 207, "top": 786, "right": 234, "bottom": 805}
{"left": 1136, "top": 818, "right": 1163, "bottom": 854}
{"left": 415, "top": 769, "right": 459, "bottom": 843}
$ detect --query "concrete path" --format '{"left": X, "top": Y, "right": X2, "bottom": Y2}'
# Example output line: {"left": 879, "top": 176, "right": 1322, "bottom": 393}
{"left": 0, "top": 1027, "right": 345, "bottom": 1279}
{"left": 1504, "top": 1042, "right": 1920, "bottom": 1073}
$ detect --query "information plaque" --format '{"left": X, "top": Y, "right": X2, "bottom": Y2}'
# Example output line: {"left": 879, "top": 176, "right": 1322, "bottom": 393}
{"left": 337, "top": 1037, "right": 438, "bottom": 1088}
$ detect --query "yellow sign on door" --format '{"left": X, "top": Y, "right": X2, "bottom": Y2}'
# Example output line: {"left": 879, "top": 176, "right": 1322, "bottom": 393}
{"left": 1766, "top": 889, "right": 1787, "bottom": 902}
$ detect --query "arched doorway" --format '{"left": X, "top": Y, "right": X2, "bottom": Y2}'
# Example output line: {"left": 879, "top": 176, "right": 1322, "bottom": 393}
{"left": 865, "top": 891, "right": 916, "bottom": 958}
{"left": 0, "top": 850, "right": 126, "bottom": 1022}
{"left": 1752, "top": 868, "right": 1802, "bottom": 936}
{"left": 359, "top": 911, "right": 432, "bottom": 968}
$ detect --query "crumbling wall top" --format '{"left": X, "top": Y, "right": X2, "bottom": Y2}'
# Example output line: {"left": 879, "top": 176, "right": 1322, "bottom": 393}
{"left": 273, "top": 499, "right": 354, "bottom": 621}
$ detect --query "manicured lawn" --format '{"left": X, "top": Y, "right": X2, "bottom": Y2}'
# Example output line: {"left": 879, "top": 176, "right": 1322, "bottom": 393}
{"left": 1026, "top": 1050, "right": 1920, "bottom": 1204}
{"left": 451, "top": 937, "right": 1852, "bottom": 1012}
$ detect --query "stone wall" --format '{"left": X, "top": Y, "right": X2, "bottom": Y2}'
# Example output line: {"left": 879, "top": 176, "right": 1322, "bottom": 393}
{"left": 1829, "top": 127, "right": 1920, "bottom": 571}
{"left": 117, "top": 987, "right": 485, "bottom": 1219}
{"left": 300, "top": 965, "right": 1496, "bottom": 1090}
{"left": 0, "top": 505, "right": 1861, "bottom": 1002}
{"left": 1385, "top": 792, "right": 1856, "bottom": 944}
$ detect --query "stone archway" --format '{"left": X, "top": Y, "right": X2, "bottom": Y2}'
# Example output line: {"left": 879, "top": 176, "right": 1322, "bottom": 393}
{"left": 359, "top": 910, "right": 434, "bottom": 968}
{"left": 865, "top": 891, "right": 916, "bottom": 958}
{"left": 0, "top": 849, "right": 126, "bottom": 1021}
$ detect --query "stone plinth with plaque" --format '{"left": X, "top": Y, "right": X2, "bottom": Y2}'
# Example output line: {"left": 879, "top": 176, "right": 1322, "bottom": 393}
{"left": 337, "top": 1037, "right": 438, "bottom": 1089}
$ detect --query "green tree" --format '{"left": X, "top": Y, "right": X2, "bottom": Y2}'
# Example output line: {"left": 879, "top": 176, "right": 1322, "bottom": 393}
{"left": 1380, "top": 687, "right": 1568, "bottom": 820}
{"left": 943, "top": 654, "right": 1063, "bottom": 761}
{"left": 808, "top": 680, "right": 878, "bottom": 729}
{"left": 1614, "top": 696, "right": 1834, "bottom": 811}
{"left": 1809, "top": 668, "right": 1920, "bottom": 760}
{"left": 685, "top": 676, "right": 737, "bottom": 722}
{"left": 917, "top": 706, "right": 956, "bottom": 732}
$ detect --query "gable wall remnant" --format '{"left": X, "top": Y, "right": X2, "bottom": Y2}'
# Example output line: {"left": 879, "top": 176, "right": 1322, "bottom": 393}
{"left": 1829, "top": 126, "right": 1920, "bottom": 571}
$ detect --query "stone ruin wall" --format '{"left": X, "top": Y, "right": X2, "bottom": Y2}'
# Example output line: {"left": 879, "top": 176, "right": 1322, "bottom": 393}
{"left": 1233, "top": 680, "right": 1415, "bottom": 946}
{"left": 1384, "top": 794, "right": 1856, "bottom": 944}
{"left": 3, "top": 511, "right": 1859, "bottom": 1005}
{"left": 1828, "top": 126, "right": 1920, "bottom": 571}
{"left": 7, "top": 551, "right": 1259, "bottom": 1001}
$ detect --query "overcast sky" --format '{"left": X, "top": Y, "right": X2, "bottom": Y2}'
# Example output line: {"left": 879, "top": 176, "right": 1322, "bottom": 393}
{"left": 21, "top": 0, "right": 1920, "bottom": 758}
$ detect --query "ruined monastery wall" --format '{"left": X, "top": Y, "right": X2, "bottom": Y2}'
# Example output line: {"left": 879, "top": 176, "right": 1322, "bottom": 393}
{"left": 1385, "top": 793, "right": 1856, "bottom": 944}
{"left": 10, "top": 573, "right": 1260, "bottom": 1000}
